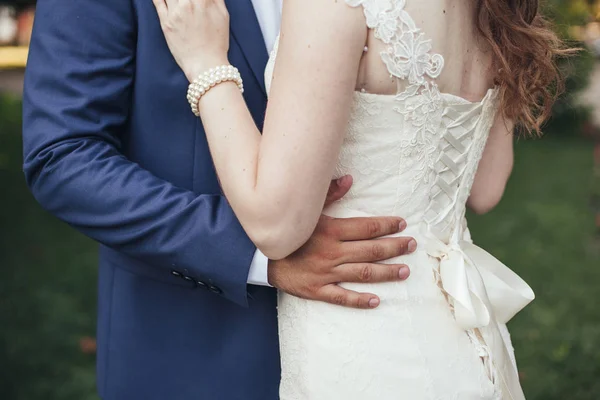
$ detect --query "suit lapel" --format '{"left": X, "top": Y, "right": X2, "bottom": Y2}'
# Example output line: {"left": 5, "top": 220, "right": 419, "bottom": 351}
{"left": 226, "top": 0, "right": 269, "bottom": 96}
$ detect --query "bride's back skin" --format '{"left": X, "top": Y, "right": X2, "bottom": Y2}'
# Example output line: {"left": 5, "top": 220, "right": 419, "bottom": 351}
{"left": 357, "top": 0, "right": 495, "bottom": 101}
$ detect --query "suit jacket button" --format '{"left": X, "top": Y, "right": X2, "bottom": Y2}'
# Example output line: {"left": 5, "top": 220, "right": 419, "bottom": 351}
{"left": 208, "top": 285, "right": 222, "bottom": 294}
{"left": 171, "top": 270, "right": 182, "bottom": 278}
{"left": 196, "top": 280, "right": 208, "bottom": 289}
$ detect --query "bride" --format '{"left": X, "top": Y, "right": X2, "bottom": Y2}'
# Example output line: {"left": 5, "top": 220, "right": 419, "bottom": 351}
{"left": 152, "top": 0, "right": 566, "bottom": 398}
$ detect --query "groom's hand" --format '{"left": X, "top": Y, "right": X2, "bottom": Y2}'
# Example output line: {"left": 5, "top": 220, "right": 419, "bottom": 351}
{"left": 267, "top": 176, "right": 416, "bottom": 309}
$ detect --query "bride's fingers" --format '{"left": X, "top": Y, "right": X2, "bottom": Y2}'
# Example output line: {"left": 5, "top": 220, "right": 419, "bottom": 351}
{"left": 316, "top": 285, "right": 380, "bottom": 309}
{"left": 164, "top": 0, "right": 179, "bottom": 8}
{"left": 213, "top": 0, "right": 228, "bottom": 13}
{"left": 152, "top": 0, "right": 168, "bottom": 20}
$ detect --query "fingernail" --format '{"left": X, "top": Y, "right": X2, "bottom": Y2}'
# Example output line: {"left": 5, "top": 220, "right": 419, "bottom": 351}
{"left": 398, "top": 219, "right": 407, "bottom": 231}
{"left": 399, "top": 266, "right": 410, "bottom": 279}
{"left": 408, "top": 239, "right": 417, "bottom": 253}
{"left": 336, "top": 176, "right": 345, "bottom": 186}
{"left": 369, "top": 298, "right": 380, "bottom": 308}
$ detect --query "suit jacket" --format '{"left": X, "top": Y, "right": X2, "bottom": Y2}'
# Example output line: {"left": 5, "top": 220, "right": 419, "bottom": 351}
{"left": 22, "top": 0, "right": 280, "bottom": 398}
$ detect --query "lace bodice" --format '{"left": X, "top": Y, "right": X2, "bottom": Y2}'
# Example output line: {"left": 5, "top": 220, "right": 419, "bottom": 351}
{"left": 264, "top": 0, "right": 499, "bottom": 243}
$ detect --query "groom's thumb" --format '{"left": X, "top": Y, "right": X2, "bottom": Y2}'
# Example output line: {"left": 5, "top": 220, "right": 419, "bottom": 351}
{"left": 324, "top": 175, "right": 353, "bottom": 207}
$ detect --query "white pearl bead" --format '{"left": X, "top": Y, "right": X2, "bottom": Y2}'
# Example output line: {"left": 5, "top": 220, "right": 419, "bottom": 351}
{"left": 187, "top": 65, "right": 244, "bottom": 115}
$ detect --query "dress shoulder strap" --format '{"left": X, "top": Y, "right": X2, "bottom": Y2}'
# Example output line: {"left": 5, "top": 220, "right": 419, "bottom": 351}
{"left": 345, "top": 0, "right": 445, "bottom": 100}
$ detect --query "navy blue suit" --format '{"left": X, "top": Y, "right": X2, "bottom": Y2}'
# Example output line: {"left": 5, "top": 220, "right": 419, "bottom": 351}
{"left": 22, "top": 0, "right": 280, "bottom": 398}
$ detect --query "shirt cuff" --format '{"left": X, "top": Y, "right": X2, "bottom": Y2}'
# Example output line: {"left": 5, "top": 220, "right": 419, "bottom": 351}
{"left": 247, "top": 249, "right": 271, "bottom": 286}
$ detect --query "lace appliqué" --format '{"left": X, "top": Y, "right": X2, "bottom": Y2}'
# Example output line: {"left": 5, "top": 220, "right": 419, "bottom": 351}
{"left": 395, "top": 85, "right": 443, "bottom": 194}
{"left": 347, "top": 0, "right": 444, "bottom": 100}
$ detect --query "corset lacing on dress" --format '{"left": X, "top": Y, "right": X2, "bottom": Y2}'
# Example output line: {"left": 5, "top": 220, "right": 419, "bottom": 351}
{"left": 345, "top": 1, "right": 534, "bottom": 398}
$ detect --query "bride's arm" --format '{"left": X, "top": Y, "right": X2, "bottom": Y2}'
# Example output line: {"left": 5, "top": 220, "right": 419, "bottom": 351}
{"left": 154, "top": 0, "right": 366, "bottom": 259}
{"left": 468, "top": 114, "right": 514, "bottom": 214}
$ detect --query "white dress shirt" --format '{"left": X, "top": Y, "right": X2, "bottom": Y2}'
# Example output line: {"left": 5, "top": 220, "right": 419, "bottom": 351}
{"left": 246, "top": 0, "right": 283, "bottom": 286}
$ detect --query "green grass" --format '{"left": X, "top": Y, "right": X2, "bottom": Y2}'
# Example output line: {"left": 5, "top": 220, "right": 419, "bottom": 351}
{"left": 468, "top": 134, "right": 600, "bottom": 399}
{"left": 1, "top": 94, "right": 599, "bottom": 399}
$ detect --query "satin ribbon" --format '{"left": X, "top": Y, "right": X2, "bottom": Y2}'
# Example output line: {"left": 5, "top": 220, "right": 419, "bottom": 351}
{"left": 425, "top": 236, "right": 535, "bottom": 331}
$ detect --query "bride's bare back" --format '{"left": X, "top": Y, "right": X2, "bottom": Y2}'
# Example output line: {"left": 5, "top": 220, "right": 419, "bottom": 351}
{"left": 356, "top": 0, "right": 495, "bottom": 101}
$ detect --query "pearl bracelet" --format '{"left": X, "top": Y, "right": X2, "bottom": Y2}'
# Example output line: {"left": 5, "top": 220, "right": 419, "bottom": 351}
{"left": 186, "top": 65, "right": 244, "bottom": 117}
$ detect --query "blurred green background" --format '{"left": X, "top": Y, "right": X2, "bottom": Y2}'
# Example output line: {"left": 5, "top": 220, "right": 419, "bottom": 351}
{"left": 1, "top": 1, "right": 600, "bottom": 399}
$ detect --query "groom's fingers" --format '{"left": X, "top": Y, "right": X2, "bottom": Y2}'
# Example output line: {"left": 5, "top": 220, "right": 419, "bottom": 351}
{"left": 335, "top": 216, "right": 406, "bottom": 241}
{"left": 340, "top": 237, "right": 415, "bottom": 263}
{"left": 324, "top": 175, "right": 352, "bottom": 207}
{"left": 336, "top": 262, "right": 410, "bottom": 284}
{"left": 317, "top": 285, "right": 380, "bottom": 309}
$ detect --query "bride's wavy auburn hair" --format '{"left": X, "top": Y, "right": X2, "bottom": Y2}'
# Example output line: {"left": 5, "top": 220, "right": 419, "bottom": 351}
{"left": 475, "top": 0, "right": 576, "bottom": 135}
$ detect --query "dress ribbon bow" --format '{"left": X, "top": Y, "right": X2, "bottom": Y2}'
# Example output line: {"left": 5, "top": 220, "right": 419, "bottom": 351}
{"left": 425, "top": 237, "right": 535, "bottom": 331}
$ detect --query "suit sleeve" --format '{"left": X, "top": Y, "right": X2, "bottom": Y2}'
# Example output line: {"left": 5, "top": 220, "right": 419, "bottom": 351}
{"left": 22, "top": 0, "right": 255, "bottom": 306}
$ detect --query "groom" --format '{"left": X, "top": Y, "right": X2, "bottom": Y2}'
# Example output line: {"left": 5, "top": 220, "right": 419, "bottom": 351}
{"left": 22, "top": 0, "right": 415, "bottom": 399}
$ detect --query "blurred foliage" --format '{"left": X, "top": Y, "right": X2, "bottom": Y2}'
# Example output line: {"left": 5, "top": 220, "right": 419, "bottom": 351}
{"left": 542, "top": 0, "right": 597, "bottom": 135}
{"left": 0, "top": 94, "right": 99, "bottom": 400}
{"left": 547, "top": 0, "right": 593, "bottom": 28}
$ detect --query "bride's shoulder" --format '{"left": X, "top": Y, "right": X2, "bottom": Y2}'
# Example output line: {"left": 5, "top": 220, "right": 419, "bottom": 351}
{"left": 281, "top": 0, "right": 367, "bottom": 42}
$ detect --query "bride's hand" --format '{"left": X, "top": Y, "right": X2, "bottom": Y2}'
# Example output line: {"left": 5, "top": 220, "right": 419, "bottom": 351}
{"left": 153, "top": 0, "right": 230, "bottom": 82}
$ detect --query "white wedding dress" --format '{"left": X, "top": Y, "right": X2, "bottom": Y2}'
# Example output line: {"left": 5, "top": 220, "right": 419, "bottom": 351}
{"left": 265, "top": 1, "right": 535, "bottom": 399}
